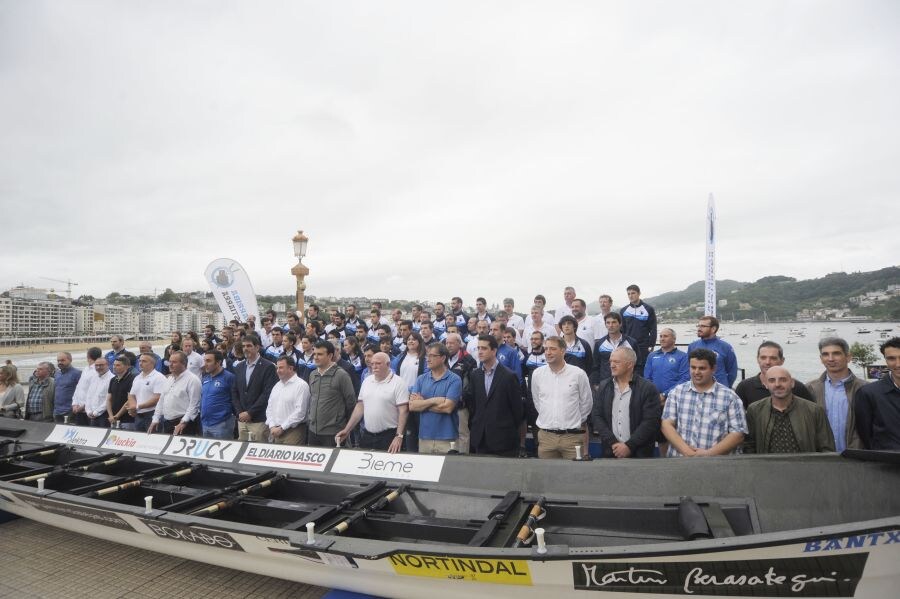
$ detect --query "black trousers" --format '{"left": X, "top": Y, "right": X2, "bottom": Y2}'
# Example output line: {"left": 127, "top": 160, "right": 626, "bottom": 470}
{"left": 307, "top": 430, "right": 339, "bottom": 447}
{"left": 160, "top": 417, "right": 198, "bottom": 436}
{"left": 359, "top": 428, "right": 396, "bottom": 451}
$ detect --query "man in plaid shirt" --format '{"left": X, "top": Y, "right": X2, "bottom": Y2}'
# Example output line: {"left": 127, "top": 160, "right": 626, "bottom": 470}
{"left": 661, "top": 348, "right": 747, "bottom": 457}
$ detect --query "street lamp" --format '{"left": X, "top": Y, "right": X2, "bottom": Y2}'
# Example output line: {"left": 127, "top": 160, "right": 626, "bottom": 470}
{"left": 291, "top": 230, "right": 310, "bottom": 319}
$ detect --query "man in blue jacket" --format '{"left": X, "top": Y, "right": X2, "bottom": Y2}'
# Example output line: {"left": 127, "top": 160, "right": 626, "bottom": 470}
{"left": 644, "top": 328, "right": 689, "bottom": 398}
{"left": 688, "top": 316, "right": 738, "bottom": 387}
{"left": 620, "top": 284, "right": 657, "bottom": 372}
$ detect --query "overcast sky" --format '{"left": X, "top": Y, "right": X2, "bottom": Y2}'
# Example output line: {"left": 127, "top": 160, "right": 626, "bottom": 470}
{"left": 1, "top": 1, "right": 898, "bottom": 310}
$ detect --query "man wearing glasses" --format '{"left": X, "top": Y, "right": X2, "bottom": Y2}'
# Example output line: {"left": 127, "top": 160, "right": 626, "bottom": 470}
{"left": 408, "top": 343, "right": 462, "bottom": 454}
{"left": 687, "top": 316, "right": 738, "bottom": 387}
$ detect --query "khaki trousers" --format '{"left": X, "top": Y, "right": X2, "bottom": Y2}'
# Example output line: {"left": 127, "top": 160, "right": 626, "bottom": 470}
{"left": 419, "top": 439, "right": 455, "bottom": 455}
{"left": 456, "top": 408, "right": 470, "bottom": 454}
{"left": 537, "top": 430, "right": 584, "bottom": 460}
{"left": 273, "top": 424, "right": 307, "bottom": 445}
{"left": 238, "top": 420, "right": 269, "bottom": 442}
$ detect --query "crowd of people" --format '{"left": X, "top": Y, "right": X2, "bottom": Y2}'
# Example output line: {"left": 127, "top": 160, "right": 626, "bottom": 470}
{"left": 2, "top": 285, "right": 898, "bottom": 458}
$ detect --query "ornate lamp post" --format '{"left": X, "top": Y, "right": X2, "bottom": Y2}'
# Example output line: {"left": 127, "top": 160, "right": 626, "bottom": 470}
{"left": 291, "top": 230, "right": 310, "bottom": 318}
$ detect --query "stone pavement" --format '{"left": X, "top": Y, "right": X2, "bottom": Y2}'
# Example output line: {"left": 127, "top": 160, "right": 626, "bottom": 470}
{"left": 0, "top": 518, "right": 328, "bottom": 598}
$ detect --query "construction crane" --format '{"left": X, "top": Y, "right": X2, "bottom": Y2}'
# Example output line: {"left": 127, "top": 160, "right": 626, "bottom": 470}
{"left": 40, "top": 277, "right": 79, "bottom": 299}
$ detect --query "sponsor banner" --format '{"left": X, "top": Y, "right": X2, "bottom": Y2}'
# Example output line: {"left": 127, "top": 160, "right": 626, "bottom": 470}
{"left": 13, "top": 492, "right": 134, "bottom": 531}
{"left": 163, "top": 436, "right": 242, "bottom": 463}
{"left": 100, "top": 431, "right": 169, "bottom": 455}
{"left": 267, "top": 546, "right": 358, "bottom": 568}
{"left": 571, "top": 554, "right": 868, "bottom": 596}
{"left": 330, "top": 450, "right": 444, "bottom": 482}
{"left": 803, "top": 530, "right": 900, "bottom": 552}
{"left": 138, "top": 518, "right": 243, "bottom": 551}
{"left": 45, "top": 425, "right": 107, "bottom": 447}
{"left": 390, "top": 554, "right": 531, "bottom": 586}
{"left": 204, "top": 258, "right": 260, "bottom": 323}
{"left": 239, "top": 444, "right": 332, "bottom": 472}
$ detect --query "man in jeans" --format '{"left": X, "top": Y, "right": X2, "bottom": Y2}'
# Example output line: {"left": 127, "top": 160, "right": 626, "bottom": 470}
{"left": 201, "top": 350, "right": 236, "bottom": 439}
{"left": 53, "top": 352, "right": 82, "bottom": 423}
{"left": 307, "top": 341, "right": 357, "bottom": 447}
{"left": 128, "top": 353, "right": 168, "bottom": 432}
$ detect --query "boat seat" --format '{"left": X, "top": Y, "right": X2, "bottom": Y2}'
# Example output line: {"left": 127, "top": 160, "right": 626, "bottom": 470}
{"left": 701, "top": 502, "right": 736, "bottom": 538}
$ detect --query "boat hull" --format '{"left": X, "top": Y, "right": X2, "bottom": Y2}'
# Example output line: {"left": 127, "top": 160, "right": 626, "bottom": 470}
{"left": 1, "top": 421, "right": 898, "bottom": 598}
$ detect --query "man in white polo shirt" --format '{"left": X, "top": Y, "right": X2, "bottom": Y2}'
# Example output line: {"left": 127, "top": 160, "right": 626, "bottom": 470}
{"left": 531, "top": 336, "right": 593, "bottom": 459}
{"left": 266, "top": 355, "right": 311, "bottom": 445}
{"left": 148, "top": 351, "right": 201, "bottom": 436}
{"left": 180, "top": 337, "right": 204, "bottom": 379}
{"left": 128, "top": 352, "right": 168, "bottom": 432}
{"left": 336, "top": 352, "right": 409, "bottom": 453}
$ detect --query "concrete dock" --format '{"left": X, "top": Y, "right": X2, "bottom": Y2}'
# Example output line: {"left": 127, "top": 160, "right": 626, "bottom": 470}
{"left": 0, "top": 518, "right": 328, "bottom": 598}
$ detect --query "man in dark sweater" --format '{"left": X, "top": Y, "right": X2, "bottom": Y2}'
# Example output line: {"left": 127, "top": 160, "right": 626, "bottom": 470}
{"left": 735, "top": 341, "right": 814, "bottom": 409}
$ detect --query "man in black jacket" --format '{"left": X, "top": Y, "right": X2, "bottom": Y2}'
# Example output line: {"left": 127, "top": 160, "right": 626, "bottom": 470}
{"left": 231, "top": 334, "right": 278, "bottom": 441}
{"left": 467, "top": 335, "right": 524, "bottom": 457}
{"left": 592, "top": 347, "right": 662, "bottom": 458}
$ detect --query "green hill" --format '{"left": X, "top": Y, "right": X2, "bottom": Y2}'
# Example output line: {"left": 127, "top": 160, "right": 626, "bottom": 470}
{"left": 647, "top": 266, "right": 900, "bottom": 321}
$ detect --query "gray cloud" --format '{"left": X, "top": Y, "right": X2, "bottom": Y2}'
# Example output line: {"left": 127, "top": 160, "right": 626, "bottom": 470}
{"left": 1, "top": 0, "right": 898, "bottom": 310}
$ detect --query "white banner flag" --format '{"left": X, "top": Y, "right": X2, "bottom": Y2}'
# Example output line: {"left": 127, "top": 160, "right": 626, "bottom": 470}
{"left": 204, "top": 258, "right": 260, "bottom": 323}
{"left": 704, "top": 194, "right": 717, "bottom": 317}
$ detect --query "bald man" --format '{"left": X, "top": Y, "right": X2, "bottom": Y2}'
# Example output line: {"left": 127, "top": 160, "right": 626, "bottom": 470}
{"left": 744, "top": 366, "right": 835, "bottom": 454}
{"left": 336, "top": 352, "right": 409, "bottom": 453}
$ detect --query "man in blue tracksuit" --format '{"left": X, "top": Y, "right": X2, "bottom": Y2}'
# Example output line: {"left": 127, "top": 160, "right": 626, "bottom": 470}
{"left": 644, "top": 328, "right": 689, "bottom": 397}
{"left": 688, "top": 315, "right": 738, "bottom": 387}
{"left": 620, "top": 284, "right": 657, "bottom": 372}
{"left": 491, "top": 322, "right": 523, "bottom": 384}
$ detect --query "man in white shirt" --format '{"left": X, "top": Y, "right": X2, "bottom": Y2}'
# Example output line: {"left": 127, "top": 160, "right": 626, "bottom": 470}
{"left": 466, "top": 320, "right": 490, "bottom": 359}
{"left": 523, "top": 305, "right": 557, "bottom": 348}
{"left": 533, "top": 294, "right": 558, "bottom": 327}
{"left": 571, "top": 298, "right": 596, "bottom": 349}
{"left": 148, "top": 351, "right": 201, "bottom": 436}
{"left": 554, "top": 286, "right": 576, "bottom": 320}
{"left": 128, "top": 353, "right": 169, "bottom": 432}
{"left": 501, "top": 298, "right": 526, "bottom": 336}
{"left": 71, "top": 346, "right": 102, "bottom": 426}
{"left": 266, "top": 356, "right": 311, "bottom": 445}
{"left": 530, "top": 336, "right": 593, "bottom": 459}
{"left": 181, "top": 337, "right": 205, "bottom": 378}
{"left": 336, "top": 352, "right": 409, "bottom": 453}
{"left": 591, "top": 294, "right": 615, "bottom": 341}
{"left": 84, "top": 356, "right": 114, "bottom": 427}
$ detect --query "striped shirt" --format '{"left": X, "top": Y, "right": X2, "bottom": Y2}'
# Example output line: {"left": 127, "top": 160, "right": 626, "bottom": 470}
{"left": 662, "top": 380, "right": 748, "bottom": 457}
{"left": 824, "top": 375, "right": 851, "bottom": 453}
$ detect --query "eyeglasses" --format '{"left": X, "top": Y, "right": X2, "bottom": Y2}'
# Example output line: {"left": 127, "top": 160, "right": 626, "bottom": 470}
{"left": 426, "top": 353, "right": 442, "bottom": 359}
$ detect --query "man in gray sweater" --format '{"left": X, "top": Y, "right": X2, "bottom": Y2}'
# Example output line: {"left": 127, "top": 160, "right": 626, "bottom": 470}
{"left": 307, "top": 340, "right": 357, "bottom": 447}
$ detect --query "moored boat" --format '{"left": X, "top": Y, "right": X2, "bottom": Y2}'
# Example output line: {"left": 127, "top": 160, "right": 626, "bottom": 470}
{"left": 1, "top": 421, "right": 898, "bottom": 598}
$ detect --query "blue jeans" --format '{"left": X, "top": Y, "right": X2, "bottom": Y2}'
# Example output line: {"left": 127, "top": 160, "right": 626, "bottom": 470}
{"left": 133, "top": 412, "right": 154, "bottom": 432}
{"left": 203, "top": 416, "right": 235, "bottom": 440}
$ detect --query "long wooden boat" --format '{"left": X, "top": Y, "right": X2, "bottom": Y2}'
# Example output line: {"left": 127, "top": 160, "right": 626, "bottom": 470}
{"left": 0, "top": 420, "right": 897, "bottom": 598}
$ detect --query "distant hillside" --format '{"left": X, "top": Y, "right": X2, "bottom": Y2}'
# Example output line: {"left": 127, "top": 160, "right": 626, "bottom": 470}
{"left": 646, "top": 266, "right": 900, "bottom": 321}
{"left": 647, "top": 280, "right": 747, "bottom": 310}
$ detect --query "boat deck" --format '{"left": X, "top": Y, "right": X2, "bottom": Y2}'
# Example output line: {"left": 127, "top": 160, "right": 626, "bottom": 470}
{"left": 0, "top": 518, "right": 327, "bottom": 599}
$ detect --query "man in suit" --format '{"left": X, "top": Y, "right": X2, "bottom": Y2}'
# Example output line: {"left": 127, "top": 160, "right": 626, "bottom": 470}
{"left": 592, "top": 347, "right": 662, "bottom": 458}
{"left": 231, "top": 334, "right": 278, "bottom": 441}
{"left": 467, "top": 334, "right": 524, "bottom": 457}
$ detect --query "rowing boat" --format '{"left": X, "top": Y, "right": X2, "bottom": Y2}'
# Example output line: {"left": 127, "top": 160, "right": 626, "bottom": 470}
{"left": 1, "top": 421, "right": 898, "bottom": 598}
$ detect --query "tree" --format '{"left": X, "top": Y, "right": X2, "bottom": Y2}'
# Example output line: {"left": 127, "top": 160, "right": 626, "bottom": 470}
{"left": 157, "top": 288, "right": 178, "bottom": 303}
{"left": 849, "top": 342, "right": 878, "bottom": 368}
